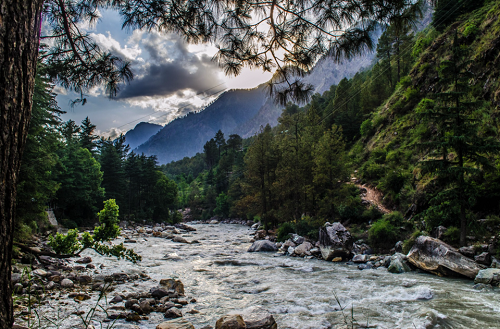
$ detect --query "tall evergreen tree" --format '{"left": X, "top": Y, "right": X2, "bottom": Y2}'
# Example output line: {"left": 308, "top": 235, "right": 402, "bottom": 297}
{"left": 79, "top": 117, "right": 98, "bottom": 155}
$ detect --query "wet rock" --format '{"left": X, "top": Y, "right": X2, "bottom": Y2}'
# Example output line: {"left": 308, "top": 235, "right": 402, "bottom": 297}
{"left": 474, "top": 268, "right": 500, "bottom": 285}
{"left": 75, "top": 257, "right": 92, "bottom": 264}
{"left": 140, "top": 300, "right": 153, "bottom": 314}
{"left": 209, "top": 220, "right": 219, "bottom": 224}
{"left": 287, "top": 246, "right": 295, "bottom": 255}
{"left": 331, "top": 257, "right": 342, "bottom": 262}
{"left": 247, "top": 240, "right": 277, "bottom": 252}
{"left": 459, "top": 246, "right": 475, "bottom": 259}
{"left": 113, "top": 273, "right": 129, "bottom": 281}
{"left": 254, "top": 230, "right": 267, "bottom": 240}
{"left": 291, "top": 234, "right": 305, "bottom": 245}
{"left": 126, "top": 313, "right": 142, "bottom": 322}
{"left": 388, "top": 253, "right": 412, "bottom": 274}
{"left": 164, "top": 307, "right": 182, "bottom": 318}
{"left": 73, "top": 293, "right": 91, "bottom": 301}
{"left": 215, "top": 315, "right": 246, "bottom": 329}
{"left": 108, "top": 313, "right": 127, "bottom": 320}
{"left": 156, "top": 318, "right": 195, "bottom": 329}
{"left": 160, "top": 279, "right": 185, "bottom": 295}
{"left": 407, "top": 236, "right": 484, "bottom": 279}
{"left": 231, "top": 306, "right": 277, "bottom": 329}
{"left": 319, "top": 222, "right": 353, "bottom": 261}
{"left": 86, "top": 264, "right": 96, "bottom": 269}
{"left": 13, "top": 283, "right": 23, "bottom": 293}
{"left": 358, "top": 262, "right": 374, "bottom": 270}
{"left": 176, "top": 223, "right": 196, "bottom": 232}
{"left": 431, "top": 226, "right": 447, "bottom": 240}
{"left": 151, "top": 287, "right": 169, "bottom": 299}
{"left": 110, "top": 295, "right": 123, "bottom": 304}
{"left": 33, "top": 269, "right": 48, "bottom": 277}
{"left": 491, "top": 257, "right": 500, "bottom": 269}
{"left": 474, "top": 252, "right": 491, "bottom": 266}
{"left": 129, "top": 303, "right": 143, "bottom": 314}
{"left": 76, "top": 275, "right": 92, "bottom": 284}
{"left": 294, "top": 242, "right": 312, "bottom": 257}
{"left": 352, "top": 254, "right": 368, "bottom": 263}
{"left": 282, "top": 240, "right": 296, "bottom": 250}
{"left": 352, "top": 242, "right": 372, "bottom": 255}
{"left": 173, "top": 236, "right": 189, "bottom": 244}
{"left": 11, "top": 273, "right": 22, "bottom": 285}
{"left": 125, "top": 299, "right": 139, "bottom": 309}
{"left": 60, "top": 279, "right": 74, "bottom": 288}
{"left": 394, "top": 241, "right": 404, "bottom": 253}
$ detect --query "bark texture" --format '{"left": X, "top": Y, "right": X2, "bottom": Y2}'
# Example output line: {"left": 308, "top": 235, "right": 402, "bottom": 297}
{"left": 0, "top": 0, "right": 44, "bottom": 327}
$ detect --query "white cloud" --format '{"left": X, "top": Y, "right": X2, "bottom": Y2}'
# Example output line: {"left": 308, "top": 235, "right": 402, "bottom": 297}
{"left": 90, "top": 31, "right": 142, "bottom": 61}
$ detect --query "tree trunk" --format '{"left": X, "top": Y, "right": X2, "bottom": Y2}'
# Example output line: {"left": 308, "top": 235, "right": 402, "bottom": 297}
{"left": 0, "top": 0, "right": 44, "bottom": 327}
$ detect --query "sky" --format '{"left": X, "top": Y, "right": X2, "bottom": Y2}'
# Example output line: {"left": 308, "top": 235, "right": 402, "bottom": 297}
{"left": 54, "top": 9, "right": 273, "bottom": 138}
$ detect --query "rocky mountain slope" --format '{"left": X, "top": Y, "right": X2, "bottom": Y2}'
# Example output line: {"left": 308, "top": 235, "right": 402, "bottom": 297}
{"left": 124, "top": 122, "right": 163, "bottom": 150}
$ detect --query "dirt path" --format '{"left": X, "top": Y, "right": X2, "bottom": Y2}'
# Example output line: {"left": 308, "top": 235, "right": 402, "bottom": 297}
{"left": 355, "top": 183, "right": 392, "bottom": 214}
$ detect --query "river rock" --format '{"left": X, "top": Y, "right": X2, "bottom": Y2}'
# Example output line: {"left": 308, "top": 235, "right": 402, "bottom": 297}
{"left": 156, "top": 318, "right": 195, "bottom": 329}
{"left": 176, "top": 223, "right": 196, "bottom": 232}
{"left": 160, "top": 279, "right": 185, "bottom": 295}
{"left": 75, "top": 256, "right": 92, "bottom": 264}
{"left": 474, "top": 252, "right": 491, "bottom": 266}
{"left": 173, "top": 236, "right": 189, "bottom": 244}
{"left": 291, "top": 234, "right": 305, "bottom": 245}
{"left": 215, "top": 315, "right": 246, "bottom": 329}
{"left": 164, "top": 307, "right": 182, "bottom": 318}
{"left": 459, "top": 246, "right": 475, "bottom": 259}
{"left": 60, "top": 279, "right": 74, "bottom": 288}
{"left": 431, "top": 226, "right": 447, "bottom": 240}
{"left": 352, "top": 254, "right": 368, "bottom": 263}
{"left": 282, "top": 239, "right": 296, "bottom": 250}
{"left": 33, "top": 269, "right": 48, "bottom": 277}
{"left": 140, "top": 300, "right": 153, "bottom": 314}
{"left": 294, "top": 242, "right": 312, "bottom": 257}
{"left": 151, "top": 287, "right": 169, "bottom": 299}
{"left": 209, "top": 220, "right": 219, "bottom": 224}
{"left": 110, "top": 295, "right": 123, "bottom": 304}
{"left": 11, "top": 273, "right": 22, "bottom": 285}
{"left": 407, "top": 236, "right": 484, "bottom": 278}
{"left": 230, "top": 306, "right": 277, "bottom": 329}
{"left": 388, "top": 253, "right": 412, "bottom": 274}
{"left": 248, "top": 240, "right": 277, "bottom": 252}
{"left": 474, "top": 268, "right": 500, "bottom": 285}
{"left": 318, "top": 222, "right": 353, "bottom": 261}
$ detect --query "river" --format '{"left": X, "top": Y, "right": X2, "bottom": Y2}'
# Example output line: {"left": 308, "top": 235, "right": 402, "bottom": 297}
{"left": 32, "top": 223, "right": 500, "bottom": 329}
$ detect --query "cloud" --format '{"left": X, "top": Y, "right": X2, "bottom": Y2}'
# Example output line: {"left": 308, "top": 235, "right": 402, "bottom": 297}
{"left": 117, "top": 32, "right": 225, "bottom": 99}
{"left": 90, "top": 31, "right": 142, "bottom": 61}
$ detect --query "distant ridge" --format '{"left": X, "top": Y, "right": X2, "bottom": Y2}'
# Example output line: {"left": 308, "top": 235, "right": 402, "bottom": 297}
{"left": 124, "top": 122, "right": 163, "bottom": 150}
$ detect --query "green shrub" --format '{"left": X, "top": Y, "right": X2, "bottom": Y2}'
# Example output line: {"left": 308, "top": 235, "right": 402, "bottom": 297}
{"left": 463, "top": 24, "right": 479, "bottom": 37}
{"left": 360, "top": 119, "right": 373, "bottom": 137}
{"left": 371, "top": 149, "right": 387, "bottom": 164}
{"left": 361, "top": 206, "right": 383, "bottom": 222}
{"left": 379, "top": 171, "right": 407, "bottom": 193}
{"left": 443, "top": 226, "right": 460, "bottom": 245}
{"left": 368, "top": 218, "right": 399, "bottom": 248}
{"left": 383, "top": 211, "right": 405, "bottom": 227}
{"left": 171, "top": 210, "right": 183, "bottom": 224}
{"left": 361, "top": 161, "right": 385, "bottom": 180}
{"left": 276, "top": 222, "right": 295, "bottom": 242}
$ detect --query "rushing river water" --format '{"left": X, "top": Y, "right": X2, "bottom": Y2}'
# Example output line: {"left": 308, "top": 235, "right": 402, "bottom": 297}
{"left": 33, "top": 223, "right": 500, "bottom": 329}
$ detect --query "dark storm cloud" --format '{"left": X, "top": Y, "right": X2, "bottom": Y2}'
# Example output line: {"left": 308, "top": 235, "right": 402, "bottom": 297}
{"left": 117, "top": 33, "right": 224, "bottom": 99}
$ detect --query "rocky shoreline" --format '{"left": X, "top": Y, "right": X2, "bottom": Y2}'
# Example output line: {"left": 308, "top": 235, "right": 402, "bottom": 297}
{"left": 11, "top": 219, "right": 500, "bottom": 328}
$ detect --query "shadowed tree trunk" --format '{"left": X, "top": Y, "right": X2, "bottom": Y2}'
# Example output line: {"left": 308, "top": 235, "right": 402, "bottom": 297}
{"left": 0, "top": 0, "right": 44, "bottom": 327}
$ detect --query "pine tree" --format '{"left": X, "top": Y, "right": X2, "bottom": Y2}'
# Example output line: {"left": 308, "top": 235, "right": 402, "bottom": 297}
{"left": 416, "top": 33, "right": 500, "bottom": 246}
{"left": 79, "top": 116, "right": 98, "bottom": 155}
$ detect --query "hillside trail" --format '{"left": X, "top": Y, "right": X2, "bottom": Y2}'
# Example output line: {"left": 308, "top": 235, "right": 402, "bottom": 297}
{"left": 355, "top": 182, "right": 392, "bottom": 214}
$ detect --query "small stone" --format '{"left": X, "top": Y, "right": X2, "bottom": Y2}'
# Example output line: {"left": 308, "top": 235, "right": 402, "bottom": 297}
{"left": 75, "top": 257, "right": 92, "bottom": 264}
{"left": 73, "top": 293, "right": 91, "bottom": 301}
{"left": 125, "top": 299, "right": 139, "bottom": 309}
{"left": 110, "top": 295, "right": 123, "bottom": 304}
{"left": 151, "top": 287, "right": 169, "bottom": 299}
{"left": 60, "top": 279, "right": 74, "bottom": 288}
{"left": 140, "top": 301, "right": 153, "bottom": 314}
{"left": 215, "top": 315, "right": 246, "bottom": 329}
{"left": 129, "top": 303, "right": 143, "bottom": 314}
{"left": 331, "top": 257, "right": 342, "bottom": 262}
{"left": 126, "top": 313, "right": 142, "bottom": 322}
{"left": 32, "top": 269, "right": 48, "bottom": 277}
{"left": 164, "top": 307, "right": 182, "bottom": 318}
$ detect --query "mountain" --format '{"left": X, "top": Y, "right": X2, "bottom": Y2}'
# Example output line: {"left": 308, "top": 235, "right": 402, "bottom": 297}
{"left": 234, "top": 51, "right": 376, "bottom": 138}
{"left": 124, "top": 122, "right": 163, "bottom": 150}
{"left": 135, "top": 86, "right": 267, "bottom": 163}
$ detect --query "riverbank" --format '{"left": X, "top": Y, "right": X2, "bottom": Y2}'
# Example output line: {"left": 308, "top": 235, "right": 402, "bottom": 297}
{"left": 12, "top": 222, "right": 500, "bottom": 329}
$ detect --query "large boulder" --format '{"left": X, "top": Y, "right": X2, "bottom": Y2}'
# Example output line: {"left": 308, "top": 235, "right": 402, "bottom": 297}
{"left": 248, "top": 240, "right": 277, "bottom": 252}
{"left": 160, "top": 278, "right": 185, "bottom": 295}
{"left": 407, "top": 236, "right": 484, "bottom": 279}
{"left": 216, "top": 315, "right": 246, "bottom": 329}
{"left": 318, "top": 222, "right": 353, "bottom": 261}
{"left": 156, "top": 318, "right": 195, "bottom": 329}
{"left": 474, "top": 268, "right": 500, "bottom": 285}
{"left": 226, "top": 307, "right": 277, "bottom": 329}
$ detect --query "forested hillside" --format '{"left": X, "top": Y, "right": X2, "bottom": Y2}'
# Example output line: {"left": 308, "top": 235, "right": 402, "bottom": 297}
{"left": 162, "top": 0, "right": 500, "bottom": 251}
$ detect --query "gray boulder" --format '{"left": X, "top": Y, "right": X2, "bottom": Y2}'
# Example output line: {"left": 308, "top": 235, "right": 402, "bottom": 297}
{"left": 216, "top": 315, "right": 246, "bottom": 329}
{"left": 352, "top": 254, "right": 368, "bottom": 263}
{"left": 474, "top": 252, "right": 491, "bottom": 266}
{"left": 474, "top": 268, "right": 500, "bottom": 285}
{"left": 407, "top": 236, "right": 484, "bottom": 278}
{"left": 294, "top": 242, "right": 313, "bottom": 257}
{"left": 388, "top": 253, "right": 412, "bottom": 274}
{"left": 248, "top": 240, "right": 277, "bottom": 252}
{"left": 227, "top": 307, "right": 277, "bottom": 329}
{"left": 459, "top": 246, "right": 475, "bottom": 259}
{"left": 318, "top": 222, "right": 353, "bottom": 261}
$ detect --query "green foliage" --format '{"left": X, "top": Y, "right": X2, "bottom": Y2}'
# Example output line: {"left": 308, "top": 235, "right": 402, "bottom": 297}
{"left": 48, "top": 229, "right": 81, "bottom": 255}
{"left": 276, "top": 222, "right": 295, "bottom": 242}
{"left": 171, "top": 210, "right": 183, "bottom": 224}
{"left": 93, "top": 199, "right": 121, "bottom": 242}
{"left": 360, "top": 119, "right": 373, "bottom": 137}
{"left": 463, "top": 24, "right": 479, "bottom": 38}
{"left": 214, "top": 192, "right": 230, "bottom": 218}
{"left": 443, "top": 226, "right": 461, "bottom": 245}
{"left": 361, "top": 206, "right": 383, "bottom": 222}
{"left": 368, "top": 218, "right": 399, "bottom": 248}
{"left": 403, "top": 230, "right": 422, "bottom": 254}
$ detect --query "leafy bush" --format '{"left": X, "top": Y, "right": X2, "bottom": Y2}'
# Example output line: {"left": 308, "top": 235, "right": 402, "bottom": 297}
{"left": 93, "top": 199, "right": 121, "bottom": 242}
{"left": 171, "top": 210, "right": 183, "bottom": 224}
{"left": 368, "top": 218, "right": 399, "bottom": 248}
{"left": 361, "top": 161, "right": 385, "bottom": 180}
{"left": 403, "top": 230, "right": 422, "bottom": 254}
{"left": 379, "top": 171, "right": 407, "bottom": 193}
{"left": 463, "top": 24, "right": 479, "bottom": 37}
{"left": 361, "top": 206, "right": 383, "bottom": 222}
{"left": 276, "top": 222, "right": 295, "bottom": 242}
{"left": 360, "top": 119, "right": 373, "bottom": 137}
